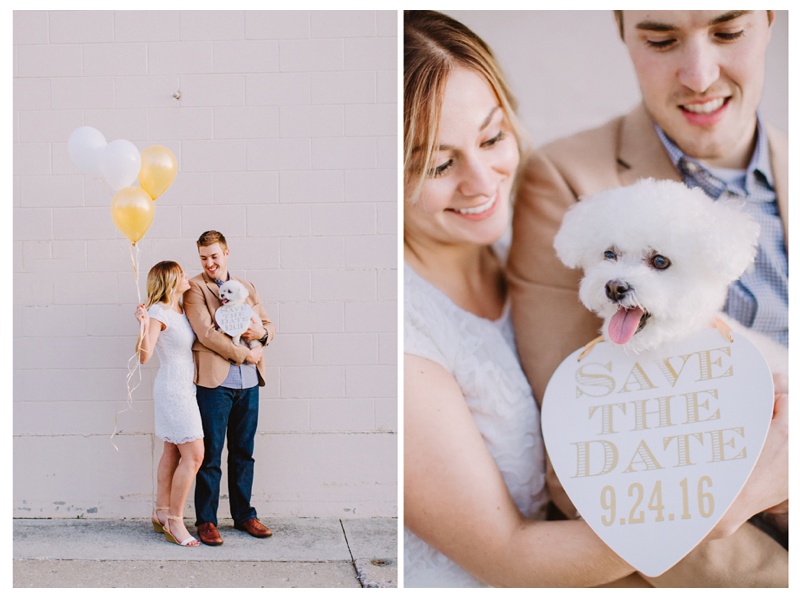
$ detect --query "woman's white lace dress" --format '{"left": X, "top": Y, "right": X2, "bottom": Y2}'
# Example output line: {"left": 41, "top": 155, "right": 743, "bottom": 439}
{"left": 147, "top": 303, "right": 204, "bottom": 445}
{"left": 404, "top": 262, "right": 548, "bottom": 588}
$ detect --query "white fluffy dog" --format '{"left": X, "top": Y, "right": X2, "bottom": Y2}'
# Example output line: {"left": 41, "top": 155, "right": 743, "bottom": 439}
{"left": 217, "top": 280, "right": 258, "bottom": 348}
{"left": 553, "top": 178, "right": 786, "bottom": 380}
{"left": 219, "top": 279, "right": 248, "bottom": 308}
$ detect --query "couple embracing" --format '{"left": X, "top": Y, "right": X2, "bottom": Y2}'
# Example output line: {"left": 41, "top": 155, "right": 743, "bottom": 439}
{"left": 135, "top": 230, "right": 275, "bottom": 547}
{"left": 404, "top": 10, "right": 787, "bottom": 588}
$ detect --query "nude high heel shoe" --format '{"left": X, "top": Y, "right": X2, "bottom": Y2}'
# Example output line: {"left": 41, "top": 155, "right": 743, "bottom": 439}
{"left": 152, "top": 506, "right": 169, "bottom": 533}
{"left": 163, "top": 515, "right": 200, "bottom": 547}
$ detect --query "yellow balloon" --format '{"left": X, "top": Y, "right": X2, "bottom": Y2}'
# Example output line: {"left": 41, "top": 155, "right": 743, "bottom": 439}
{"left": 138, "top": 145, "right": 177, "bottom": 200}
{"left": 111, "top": 187, "right": 155, "bottom": 244}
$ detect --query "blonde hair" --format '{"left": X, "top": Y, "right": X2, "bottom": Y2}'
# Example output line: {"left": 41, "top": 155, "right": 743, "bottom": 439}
{"left": 145, "top": 261, "right": 184, "bottom": 309}
{"left": 404, "top": 10, "right": 525, "bottom": 203}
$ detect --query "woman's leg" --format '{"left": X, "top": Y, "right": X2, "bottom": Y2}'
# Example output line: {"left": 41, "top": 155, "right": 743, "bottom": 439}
{"left": 154, "top": 442, "right": 179, "bottom": 527}
{"left": 167, "top": 438, "right": 205, "bottom": 543}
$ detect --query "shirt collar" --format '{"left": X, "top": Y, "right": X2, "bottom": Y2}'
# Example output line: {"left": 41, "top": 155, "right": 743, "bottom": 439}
{"left": 212, "top": 272, "right": 231, "bottom": 287}
{"left": 654, "top": 114, "right": 774, "bottom": 191}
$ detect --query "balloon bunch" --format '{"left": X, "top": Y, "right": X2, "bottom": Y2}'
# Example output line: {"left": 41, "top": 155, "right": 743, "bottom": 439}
{"left": 68, "top": 126, "right": 177, "bottom": 244}
{"left": 69, "top": 126, "right": 178, "bottom": 449}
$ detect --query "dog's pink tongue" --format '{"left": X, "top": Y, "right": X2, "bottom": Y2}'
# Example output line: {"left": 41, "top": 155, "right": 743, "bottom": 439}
{"left": 608, "top": 307, "right": 644, "bottom": 344}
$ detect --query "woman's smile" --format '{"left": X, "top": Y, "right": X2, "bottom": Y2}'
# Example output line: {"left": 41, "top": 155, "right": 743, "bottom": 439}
{"left": 447, "top": 191, "right": 499, "bottom": 220}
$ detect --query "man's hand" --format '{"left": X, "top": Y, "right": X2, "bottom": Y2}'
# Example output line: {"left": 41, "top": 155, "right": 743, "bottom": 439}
{"left": 242, "top": 316, "right": 267, "bottom": 342}
{"left": 773, "top": 372, "right": 788, "bottom": 395}
{"left": 244, "top": 344, "right": 263, "bottom": 365}
{"left": 709, "top": 391, "right": 788, "bottom": 539}
{"left": 763, "top": 386, "right": 789, "bottom": 516}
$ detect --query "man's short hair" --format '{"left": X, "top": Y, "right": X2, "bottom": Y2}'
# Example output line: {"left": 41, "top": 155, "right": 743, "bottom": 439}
{"left": 614, "top": 10, "right": 774, "bottom": 40}
{"left": 613, "top": 10, "right": 623, "bottom": 39}
{"left": 197, "top": 230, "right": 227, "bottom": 251}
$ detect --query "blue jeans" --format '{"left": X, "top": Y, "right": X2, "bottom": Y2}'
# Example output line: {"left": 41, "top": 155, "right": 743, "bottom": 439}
{"left": 194, "top": 385, "right": 259, "bottom": 526}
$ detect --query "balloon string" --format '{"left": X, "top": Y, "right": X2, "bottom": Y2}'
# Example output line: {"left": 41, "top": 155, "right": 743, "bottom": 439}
{"left": 98, "top": 176, "right": 115, "bottom": 195}
{"left": 111, "top": 242, "right": 144, "bottom": 451}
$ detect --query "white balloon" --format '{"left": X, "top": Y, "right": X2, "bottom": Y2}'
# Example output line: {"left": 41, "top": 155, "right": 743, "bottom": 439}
{"left": 99, "top": 139, "right": 142, "bottom": 192}
{"left": 67, "top": 126, "right": 107, "bottom": 176}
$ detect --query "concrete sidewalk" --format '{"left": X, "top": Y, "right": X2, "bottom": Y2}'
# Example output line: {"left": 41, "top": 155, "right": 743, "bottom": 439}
{"left": 13, "top": 517, "right": 397, "bottom": 588}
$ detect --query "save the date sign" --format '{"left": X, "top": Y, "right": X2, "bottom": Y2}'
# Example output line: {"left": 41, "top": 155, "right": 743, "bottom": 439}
{"left": 215, "top": 304, "right": 253, "bottom": 339}
{"left": 541, "top": 329, "right": 774, "bottom": 577}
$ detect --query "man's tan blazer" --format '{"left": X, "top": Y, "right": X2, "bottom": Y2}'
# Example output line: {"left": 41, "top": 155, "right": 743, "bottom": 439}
{"left": 507, "top": 103, "right": 788, "bottom": 587}
{"left": 184, "top": 272, "right": 275, "bottom": 389}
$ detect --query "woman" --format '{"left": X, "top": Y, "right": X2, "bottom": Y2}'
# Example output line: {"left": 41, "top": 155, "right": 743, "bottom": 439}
{"left": 403, "top": 10, "right": 788, "bottom": 588}
{"left": 135, "top": 261, "right": 205, "bottom": 547}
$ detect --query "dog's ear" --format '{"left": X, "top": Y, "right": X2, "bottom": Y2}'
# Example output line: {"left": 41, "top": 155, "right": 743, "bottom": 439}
{"left": 706, "top": 199, "right": 761, "bottom": 283}
{"left": 553, "top": 198, "right": 597, "bottom": 269}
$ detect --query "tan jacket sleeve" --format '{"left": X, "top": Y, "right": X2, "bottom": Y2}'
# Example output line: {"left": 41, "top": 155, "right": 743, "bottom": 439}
{"left": 507, "top": 149, "right": 602, "bottom": 518}
{"left": 508, "top": 149, "right": 603, "bottom": 401}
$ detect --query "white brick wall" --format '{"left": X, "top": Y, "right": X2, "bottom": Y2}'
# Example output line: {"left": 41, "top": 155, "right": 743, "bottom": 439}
{"left": 13, "top": 10, "right": 398, "bottom": 520}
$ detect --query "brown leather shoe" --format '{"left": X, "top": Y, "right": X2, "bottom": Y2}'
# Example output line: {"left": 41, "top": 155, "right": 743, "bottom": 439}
{"left": 234, "top": 517, "right": 273, "bottom": 538}
{"left": 196, "top": 522, "right": 223, "bottom": 546}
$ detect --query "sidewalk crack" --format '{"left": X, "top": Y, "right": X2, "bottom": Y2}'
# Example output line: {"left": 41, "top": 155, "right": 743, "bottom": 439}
{"left": 339, "top": 519, "right": 362, "bottom": 588}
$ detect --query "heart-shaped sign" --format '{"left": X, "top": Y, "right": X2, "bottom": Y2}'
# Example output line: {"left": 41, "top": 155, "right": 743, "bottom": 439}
{"left": 541, "top": 328, "right": 774, "bottom": 577}
{"left": 215, "top": 303, "right": 253, "bottom": 341}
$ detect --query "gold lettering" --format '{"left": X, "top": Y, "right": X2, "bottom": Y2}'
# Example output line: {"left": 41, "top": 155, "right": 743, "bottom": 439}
{"left": 656, "top": 353, "right": 692, "bottom": 387}
{"left": 576, "top": 361, "right": 615, "bottom": 398}
{"left": 705, "top": 427, "right": 746, "bottom": 462}
{"left": 684, "top": 388, "right": 721, "bottom": 424}
{"left": 588, "top": 403, "right": 627, "bottom": 435}
{"left": 619, "top": 361, "right": 657, "bottom": 393}
{"left": 572, "top": 440, "right": 618, "bottom": 477}
{"left": 696, "top": 347, "right": 733, "bottom": 381}
{"left": 622, "top": 439, "right": 664, "bottom": 473}
{"left": 630, "top": 395, "right": 676, "bottom": 431}
{"left": 657, "top": 348, "right": 733, "bottom": 386}
{"left": 663, "top": 433, "right": 705, "bottom": 467}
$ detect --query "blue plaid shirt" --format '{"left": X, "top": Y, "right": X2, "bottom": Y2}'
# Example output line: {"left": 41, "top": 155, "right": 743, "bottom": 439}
{"left": 655, "top": 119, "right": 788, "bottom": 347}
{"left": 214, "top": 274, "right": 259, "bottom": 389}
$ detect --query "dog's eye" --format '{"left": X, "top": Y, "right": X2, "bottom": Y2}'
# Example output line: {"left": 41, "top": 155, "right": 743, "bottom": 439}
{"left": 604, "top": 250, "right": 617, "bottom": 261}
{"left": 651, "top": 255, "right": 671, "bottom": 270}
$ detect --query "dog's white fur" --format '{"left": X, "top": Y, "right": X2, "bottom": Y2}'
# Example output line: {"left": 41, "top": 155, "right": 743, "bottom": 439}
{"left": 553, "top": 178, "right": 787, "bottom": 381}
{"left": 218, "top": 279, "right": 258, "bottom": 348}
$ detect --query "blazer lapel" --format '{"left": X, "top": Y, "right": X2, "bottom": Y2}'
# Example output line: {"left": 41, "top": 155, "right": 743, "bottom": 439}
{"left": 618, "top": 104, "right": 683, "bottom": 186}
{"left": 202, "top": 272, "right": 221, "bottom": 301}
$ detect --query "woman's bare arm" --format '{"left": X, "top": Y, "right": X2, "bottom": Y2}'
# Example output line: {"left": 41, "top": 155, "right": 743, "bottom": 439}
{"left": 404, "top": 354, "right": 634, "bottom": 587}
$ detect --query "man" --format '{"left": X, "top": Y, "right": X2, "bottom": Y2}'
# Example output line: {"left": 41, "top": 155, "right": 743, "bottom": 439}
{"left": 507, "top": 11, "right": 787, "bottom": 587}
{"left": 184, "top": 230, "right": 276, "bottom": 546}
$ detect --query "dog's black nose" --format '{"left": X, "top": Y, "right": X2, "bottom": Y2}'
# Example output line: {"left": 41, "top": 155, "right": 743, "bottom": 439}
{"left": 605, "top": 280, "right": 630, "bottom": 301}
